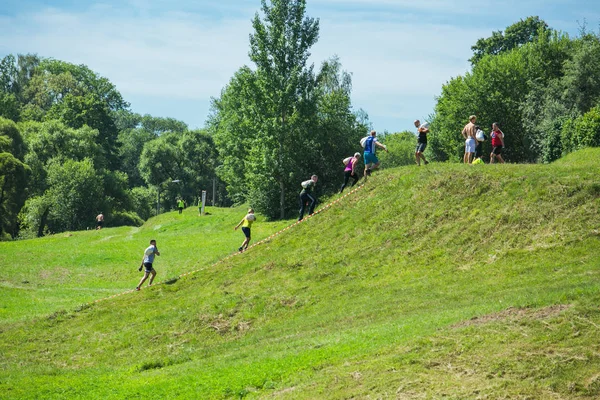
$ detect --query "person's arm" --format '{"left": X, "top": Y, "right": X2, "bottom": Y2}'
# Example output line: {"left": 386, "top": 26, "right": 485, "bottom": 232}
{"left": 376, "top": 141, "right": 388, "bottom": 152}
{"left": 418, "top": 126, "right": 430, "bottom": 134}
{"left": 461, "top": 126, "right": 468, "bottom": 139}
{"left": 500, "top": 130, "right": 505, "bottom": 146}
{"left": 234, "top": 218, "right": 245, "bottom": 230}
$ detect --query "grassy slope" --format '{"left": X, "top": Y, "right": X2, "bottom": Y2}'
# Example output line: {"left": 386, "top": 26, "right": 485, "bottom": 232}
{"left": 0, "top": 206, "right": 290, "bottom": 323}
{"left": 1, "top": 148, "right": 600, "bottom": 399}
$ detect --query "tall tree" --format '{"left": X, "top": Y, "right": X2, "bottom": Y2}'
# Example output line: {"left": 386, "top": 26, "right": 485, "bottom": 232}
{"left": 248, "top": 0, "right": 320, "bottom": 219}
{"left": 470, "top": 16, "right": 549, "bottom": 65}
{"left": 0, "top": 118, "right": 30, "bottom": 238}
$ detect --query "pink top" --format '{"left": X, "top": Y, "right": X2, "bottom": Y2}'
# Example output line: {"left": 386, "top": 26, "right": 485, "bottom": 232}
{"left": 345, "top": 157, "right": 357, "bottom": 172}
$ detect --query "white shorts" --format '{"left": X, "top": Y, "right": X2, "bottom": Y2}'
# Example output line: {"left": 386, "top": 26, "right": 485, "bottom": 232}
{"left": 465, "top": 138, "right": 476, "bottom": 153}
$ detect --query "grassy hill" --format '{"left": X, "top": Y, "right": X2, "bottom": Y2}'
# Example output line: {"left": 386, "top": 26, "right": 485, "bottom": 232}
{"left": 1, "top": 148, "right": 600, "bottom": 399}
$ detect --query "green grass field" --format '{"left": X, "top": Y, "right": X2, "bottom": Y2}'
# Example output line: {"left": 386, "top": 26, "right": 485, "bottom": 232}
{"left": 1, "top": 149, "right": 600, "bottom": 399}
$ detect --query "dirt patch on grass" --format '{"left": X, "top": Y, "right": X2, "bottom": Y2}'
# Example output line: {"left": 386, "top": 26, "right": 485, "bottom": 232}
{"left": 39, "top": 267, "right": 71, "bottom": 282}
{"left": 452, "top": 304, "right": 572, "bottom": 328}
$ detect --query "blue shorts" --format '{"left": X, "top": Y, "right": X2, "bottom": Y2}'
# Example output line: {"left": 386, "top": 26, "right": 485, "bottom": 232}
{"left": 415, "top": 142, "right": 427, "bottom": 153}
{"left": 364, "top": 152, "right": 379, "bottom": 165}
{"left": 241, "top": 227, "right": 251, "bottom": 239}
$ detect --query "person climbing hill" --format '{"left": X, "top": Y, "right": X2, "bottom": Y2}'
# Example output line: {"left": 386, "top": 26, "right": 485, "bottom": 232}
{"left": 298, "top": 175, "right": 318, "bottom": 221}
{"left": 234, "top": 208, "right": 256, "bottom": 252}
{"left": 340, "top": 152, "right": 361, "bottom": 193}
{"left": 361, "top": 130, "right": 388, "bottom": 178}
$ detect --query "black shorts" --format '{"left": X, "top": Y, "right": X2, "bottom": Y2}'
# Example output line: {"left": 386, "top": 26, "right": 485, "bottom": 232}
{"left": 492, "top": 146, "right": 503, "bottom": 155}
{"left": 143, "top": 262, "right": 155, "bottom": 273}
{"left": 97, "top": 221, "right": 103, "bottom": 227}
{"left": 415, "top": 142, "right": 427, "bottom": 153}
{"left": 241, "top": 227, "right": 251, "bottom": 239}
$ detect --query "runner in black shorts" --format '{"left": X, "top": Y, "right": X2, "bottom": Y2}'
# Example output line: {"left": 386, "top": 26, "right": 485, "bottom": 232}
{"left": 136, "top": 240, "right": 160, "bottom": 290}
{"left": 235, "top": 209, "right": 256, "bottom": 252}
{"left": 414, "top": 120, "right": 430, "bottom": 166}
{"left": 490, "top": 122, "right": 505, "bottom": 164}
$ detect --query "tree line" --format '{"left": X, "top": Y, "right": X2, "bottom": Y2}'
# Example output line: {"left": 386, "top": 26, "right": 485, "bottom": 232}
{"left": 428, "top": 17, "right": 600, "bottom": 163}
{"left": 2, "top": 3, "right": 599, "bottom": 240}
{"left": 0, "top": 0, "right": 370, "bottom": 239}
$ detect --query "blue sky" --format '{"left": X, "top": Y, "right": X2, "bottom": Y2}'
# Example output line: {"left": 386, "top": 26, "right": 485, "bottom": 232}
{"left": 1, "top": 0, "right": 598, "bottom": 133}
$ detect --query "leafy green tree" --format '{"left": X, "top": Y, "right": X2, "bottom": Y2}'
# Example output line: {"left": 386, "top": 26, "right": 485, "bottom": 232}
{"left": 0, "top": 117, "right": 26, "bottom": 160}
{"left": 17, "top": 194, "right": 52, "bottom": 239}
{"left": 139, "top": 130, "right": 223, "bottom": 212}
{"left": 0, "top": 54, "right": 41, "bottom": 104}
{"left": 562, "top": 105, "right": 600, "bottom": 153}
{"left": 246, "top": 0, "right": 320, "bottom": 219}
{"left": 116, "top": 112, "right": 187, "bottom": 188}
{"left": 0, "top": 118, "right": 30, "bottom": 239}
{"left": 139, "top": 114, "right": 187, "bottom": 135}
{"left": 129, "top": 186, "right": 155, "bottom": 221}
{"left": 560, "top": 35, "right": 600, "bottom": 114}
{"left": 470, "top": 16, "right": 549, "bottom": 65}
{"left": 212, "top": 1, "right": 366, "bottom": 219}
{"left": 431, "top": 27, "right": 573, "bottom": 163}
{"left": 36, "top": 59, "right": 128, "bottom": 111}
{"left": 44, "top": 158, "right": 104, "bottom": 232}
{"left": 0, "top": 92, "right": 20, "bottom": 122}
{"left": 209, "top": 66, "right": 262, "bottom": 205}
{"left": 309, "top": 57, "right": 369, "bottom": 193}
{"left": 45, "top": 92, "right": 120, "bottom": 167}
{"left": 19, "top": 120, "right": 103, "bottom": 195}
{"left": 0, "top": 153, "right": 30, "bottom": 239}
{"left": 118, "top": 128, "right": 157, "bottom": 188}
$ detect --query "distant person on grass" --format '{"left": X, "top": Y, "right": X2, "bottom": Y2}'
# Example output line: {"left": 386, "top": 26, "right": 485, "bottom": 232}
{"left": 490, "top": 122, "right": 505, "bottom": 164}
{"left": 361, "top": 130, "right": 388, "bottom": 178}
{"left": 177, "top": 198, "right": 185, "bottom": 214}
{"left": 462, "top": 115, "right": 477, "bottom": 164}
{"left": 234, "top": 208, "right": 256, "bottom": 252}
{"left": 414, "top": 119, "right": 430, "bottom": 166}
{"left": 298, "top": 175, "right": 318, "bottom": 221}
{"left": 136, "top": 239, "right": 160, "bottom": 291}
{"left": 340, "top": 152, "right": 361, "bottom": 193}
{"left": 96, "top": 212, "right": 104, "bottom": 230}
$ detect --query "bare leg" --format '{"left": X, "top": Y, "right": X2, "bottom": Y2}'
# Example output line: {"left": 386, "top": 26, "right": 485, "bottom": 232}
{"left": 415, "top": 152, "right": 420, "bottom": 166}
{"left": 497, "top": 154, "right": 505, "bottom": 164}
{"left": 148, "top": 270, "right": 156, "bottom": 286}
{"left": 137, "top": 271, "right": 150, "bottom": 289}
{"left": 240, "top": 237, "right": 250, "bottom": 251}
{"left": 490, "top": 152, "right": 495, "bottom": 164}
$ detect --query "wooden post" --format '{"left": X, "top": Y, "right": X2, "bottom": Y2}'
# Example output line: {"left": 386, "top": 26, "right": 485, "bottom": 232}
{"left": 212, "top": 177, "right": 216, "bottom": 206}
{"left": 201, "top": 190, "right": 207, "bottom": 215}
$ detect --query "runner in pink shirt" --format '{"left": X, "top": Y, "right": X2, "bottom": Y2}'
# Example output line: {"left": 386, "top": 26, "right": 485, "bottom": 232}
{"left": 340, "top": 152, "right": 361, "bottom": 193}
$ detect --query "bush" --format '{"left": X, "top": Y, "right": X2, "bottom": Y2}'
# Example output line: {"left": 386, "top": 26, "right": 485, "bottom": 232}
{"left": 561, "top": 106, "right": 600, "bottom": 154}
{"left": 379, "top": 131, "right": 418, "bottom": 168}
{"left": 573, "top": 106, "right": 600, "bottom": 149}
{"left": 109, "top": 211, "right": 144, "bottom": 227}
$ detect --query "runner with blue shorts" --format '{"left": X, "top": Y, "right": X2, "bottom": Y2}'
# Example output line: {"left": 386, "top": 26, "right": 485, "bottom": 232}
{"left": 361, "top": 130, "right": 388, "bottom": 179}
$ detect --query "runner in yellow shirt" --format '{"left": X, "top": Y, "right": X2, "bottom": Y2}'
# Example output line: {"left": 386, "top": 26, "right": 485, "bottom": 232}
{"left": 234, "top": 208, "right": 256, "bottom": 252}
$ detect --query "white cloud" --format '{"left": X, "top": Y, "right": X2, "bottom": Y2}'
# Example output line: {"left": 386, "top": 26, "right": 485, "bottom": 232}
{"left": 0, "top": 0, "right": 595, "bottom": 131}
{"left": 0, "top": 5, "right": 255, "bottom": 101}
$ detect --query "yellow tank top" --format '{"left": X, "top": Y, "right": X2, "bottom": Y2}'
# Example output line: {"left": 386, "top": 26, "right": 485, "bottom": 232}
{"left": 242, "top": 214, "right": 254, "bottom": 228}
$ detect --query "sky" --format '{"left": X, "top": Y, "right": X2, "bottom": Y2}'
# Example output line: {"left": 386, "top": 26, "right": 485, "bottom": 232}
{"left": 0, "top": 0, "right": 599, "bottom": 133}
